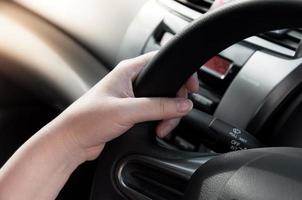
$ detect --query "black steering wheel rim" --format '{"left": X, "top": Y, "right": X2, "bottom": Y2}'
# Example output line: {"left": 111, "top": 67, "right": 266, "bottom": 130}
{"left": 134, "top": 0, "right": 302, "bottom": 97}
{"left": 91, "top": 1, "right": 302, "bottom": 199}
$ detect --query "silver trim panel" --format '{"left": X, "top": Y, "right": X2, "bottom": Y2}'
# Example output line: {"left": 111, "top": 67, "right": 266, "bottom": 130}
{"left": 214, "top": 50, "right": 302, "bottom": 129}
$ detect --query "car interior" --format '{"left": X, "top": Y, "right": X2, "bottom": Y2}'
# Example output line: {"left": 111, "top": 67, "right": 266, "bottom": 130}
{"left": 1, "top": 0, "right": 302, "bottom": 199}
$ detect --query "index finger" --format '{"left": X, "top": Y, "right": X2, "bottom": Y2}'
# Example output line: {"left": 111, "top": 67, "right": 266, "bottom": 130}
{"left": 185, "top": 73, "right": 199, "bottom": 93}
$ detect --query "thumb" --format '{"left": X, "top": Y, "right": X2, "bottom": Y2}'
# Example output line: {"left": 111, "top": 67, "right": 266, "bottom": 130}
{"left": 121, "top": 97, "right": 193, "bottom": 124}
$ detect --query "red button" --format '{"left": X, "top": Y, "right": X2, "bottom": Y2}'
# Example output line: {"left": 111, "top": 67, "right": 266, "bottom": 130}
{"left": 201, "top": 56, "right": 232, "bottom": 79}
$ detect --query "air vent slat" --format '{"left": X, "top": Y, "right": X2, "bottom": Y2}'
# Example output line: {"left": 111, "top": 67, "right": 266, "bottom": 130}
{"left": 287, "top": 30, "right": 302, "bottom": 42}
{"left": 259, "top": 28, "right": 302, "bottom": 52}
{"left": 188, "top": 0, "right": 215, "bottom": 4}
{"left": 175, "top": 0, "right": 213, "bottom": 13}
{"left": 174, "top": 0, "right": 302, "bottom": 55}
{"left": 259, "top": 33, "right": 299, "bottom": 50}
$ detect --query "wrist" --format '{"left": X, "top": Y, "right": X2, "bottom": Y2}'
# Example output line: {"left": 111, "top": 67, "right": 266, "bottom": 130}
{"left": 39, "top": 119, "right": 88, "bottom": 167}
{"left": 46, "top": 116, "right": 106, "bottom": 164}
{"left": 0, "top": 120, "right": 89, "bottom": 200}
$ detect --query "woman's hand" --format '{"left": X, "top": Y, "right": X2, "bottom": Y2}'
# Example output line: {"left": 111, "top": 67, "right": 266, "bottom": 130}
{"left": 0, "top": 52, "right": 199, "bottom": 200}
{"left": 57, "top": 51, "right": 199, "bottom": 161}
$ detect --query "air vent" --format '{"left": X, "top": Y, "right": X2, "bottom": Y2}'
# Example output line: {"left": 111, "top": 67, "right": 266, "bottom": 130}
{"left": 259, "top": 29, "right": 302, "bottom": 52}
{"left": 173, "top": 0, "right": 302, "bottom": 56}
{"left": 175, "top": 0, "right": 214, "bottom": 13}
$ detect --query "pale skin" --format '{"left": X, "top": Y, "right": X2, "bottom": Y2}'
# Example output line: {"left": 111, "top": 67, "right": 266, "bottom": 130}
{"left": 0, "top": 52, "right": 199, "bottom": 200}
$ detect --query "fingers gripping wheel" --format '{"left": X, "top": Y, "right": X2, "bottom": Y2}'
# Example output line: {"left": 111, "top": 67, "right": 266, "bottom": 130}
{"left": 91, "top": 1, "right": 302, "bottom": 200}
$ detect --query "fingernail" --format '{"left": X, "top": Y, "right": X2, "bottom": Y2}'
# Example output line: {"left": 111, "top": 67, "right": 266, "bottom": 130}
{"left": 177, "top": 99, "right": 193, "bottom": 113}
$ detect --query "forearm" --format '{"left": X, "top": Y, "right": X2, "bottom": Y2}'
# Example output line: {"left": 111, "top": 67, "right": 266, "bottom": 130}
{"left": 0, "top": 119, "right": 86, "bottom": 200}
{"left": 0, "top": 52, "right": 196, "bottom": 200}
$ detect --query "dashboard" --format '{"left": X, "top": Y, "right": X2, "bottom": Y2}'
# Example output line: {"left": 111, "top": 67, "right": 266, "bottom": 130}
{"left": 13, "top": 0, "right": 302, "bottom": 150}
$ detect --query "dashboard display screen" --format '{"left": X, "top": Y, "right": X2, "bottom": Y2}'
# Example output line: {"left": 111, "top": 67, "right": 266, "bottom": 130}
{"left": 201, "top": 56, "right": 233, "bottom": 79}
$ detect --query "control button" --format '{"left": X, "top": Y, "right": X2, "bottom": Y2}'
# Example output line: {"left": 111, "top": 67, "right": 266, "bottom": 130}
{"left": 174, "top": 136, "right": 195, "bottom": 151}
{"left": 190, "top": 93, "right": 214, "bottom": 112}
{"left": 201, "top": 56, "right": 233, "bottom": 79}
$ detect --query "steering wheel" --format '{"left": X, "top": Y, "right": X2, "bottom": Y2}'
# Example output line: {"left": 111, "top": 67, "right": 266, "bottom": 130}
{"left": 91, "top": 0, "right": 302, "bottom": 199}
